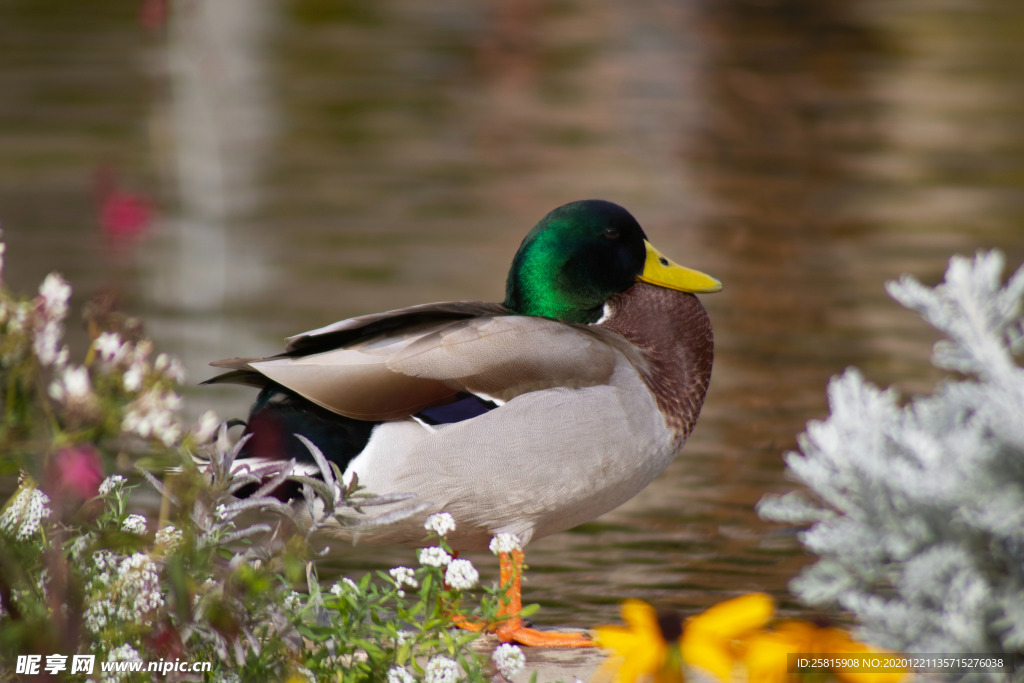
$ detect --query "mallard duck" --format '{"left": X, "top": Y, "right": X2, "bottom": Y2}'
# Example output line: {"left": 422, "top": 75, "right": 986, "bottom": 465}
{"left": 205, "top": 199, "right": 720, "bottom": 646}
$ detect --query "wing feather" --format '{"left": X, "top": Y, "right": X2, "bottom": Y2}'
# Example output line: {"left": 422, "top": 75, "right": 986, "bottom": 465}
{"left": 209, "top": 302, "right": 620, "bottom": 421}
{"left": 388, "top": 317, "right": 617, "bottom": 402}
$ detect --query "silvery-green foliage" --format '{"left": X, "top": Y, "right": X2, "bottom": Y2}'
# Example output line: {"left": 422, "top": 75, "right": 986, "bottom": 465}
{"left": 758, "top": 251, "right": 1024, "bottom": 660}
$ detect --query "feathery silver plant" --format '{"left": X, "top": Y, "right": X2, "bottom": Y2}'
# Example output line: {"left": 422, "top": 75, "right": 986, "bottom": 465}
{"left": 758, "top": 250, "right": 1024, "bottom": 660}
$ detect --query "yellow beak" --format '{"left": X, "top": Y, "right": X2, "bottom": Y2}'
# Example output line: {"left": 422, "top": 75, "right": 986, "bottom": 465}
{"left": 637, "top": 240, "right": 722, "bottom": 293}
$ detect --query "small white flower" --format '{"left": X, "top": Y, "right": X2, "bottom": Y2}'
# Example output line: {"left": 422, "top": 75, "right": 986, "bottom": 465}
{"left": 69, "top": 533, "right": 93, "bottom": 560}
{"left": 64, "top": 366, "right": 91, "bottom": 398}
{"left": 92, "top": 549, "right": 120, "bottom": 578}
{"left": 121, "top": 388, "right": 183, "bottom": 443}
{"left": 424, "top": 512, "right": 456, "bottom": 537}
{"left": 121, "top": 514, "right": 148, "bottom": 535}
{"left": 214, "top": 503, "right": 228, "bottom": 520}
{"left": 489, "top": 533, "right": 523, "bottom": 555}
{"left": 492, "top": 643, "right": 526, "bottom": 679}
{"left": 99, "top": 475, "right": 125, "bottom": 496}
{"left": 387, "top": 666, "right": 416, "bottom": 683}
{"left": 329, "top": 578, "right": 359, "bottom": 596}
{"left": 39, "top": 272, "right": 72, "bottom": 319}
{"left": 418, "top": 546, "right": 452, "bottom": 567}
{"left": 48, "top": 365, "right": 94, "bottom": 406}
{"left": 122, "top": 365, "right": 144, "bottom": 392}
{"left": 389, "top": 566, "right": 418, "bottom": 597}
{"left": 154, "top": 353, "right": 186, "bottom": 383}
{"left": 8, "top": 301, "right": 28, "bottom": 333}
{"left": 105, "top": 644, "right": 143, "bottom": 680}
{"left": 283, "top": 591, "right": 303, "bottom": 612}
{"left": 107, "top": 644, "right": 142, "bottom": 662}
{"left": 444, "top": 558, "right": 478, "bottom": 591}
{"left": 191, "top": 409, "right": 220, "bottom": 443}
{"left": 33, "top": 320, "right": 66, "bottom": 367}
{"left": 92, "top": 332, "right": 124, "bottom": 363}
{"left": 84, "top": 599, "right": 111, "bottom": 632}
{"left": 155, "top": 525, "right": 183, "bottom": 550}
{"left": 156, "top": 422, "right": 181, "bottom": 448}
{"left": 424, "top": 655, "right": 463, "bottom": 683}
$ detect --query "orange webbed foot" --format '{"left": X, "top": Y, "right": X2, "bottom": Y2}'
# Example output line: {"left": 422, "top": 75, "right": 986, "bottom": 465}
{"left": 448, "top": 548, "right": 596, "bottom": 648}
{"left": 495, "top": 618, "right": 596, "bottom": 647}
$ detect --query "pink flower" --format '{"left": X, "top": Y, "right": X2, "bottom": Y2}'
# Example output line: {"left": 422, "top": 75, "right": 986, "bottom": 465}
{"left": 46, "top": 446, "right": 104, "bottom": 511}
{"left": 94, "top": 166, "right": 153, "bottom": 246}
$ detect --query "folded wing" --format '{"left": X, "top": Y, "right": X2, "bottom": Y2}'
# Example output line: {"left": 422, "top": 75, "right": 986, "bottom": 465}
{"left": 208, "top": 302, "right": 619, "bottom": 421}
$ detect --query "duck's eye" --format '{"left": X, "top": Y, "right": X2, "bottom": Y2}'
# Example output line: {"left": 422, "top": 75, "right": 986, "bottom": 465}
{"left": 604, "top": 227, "right": 620, "bottom": 239}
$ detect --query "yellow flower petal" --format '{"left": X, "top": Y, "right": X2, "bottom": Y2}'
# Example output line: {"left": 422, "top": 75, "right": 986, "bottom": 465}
{"left": 595, "top": 600, "right": 670, "bottom": 683}
{"left": 683, "top": 628, "right": 736, "bottom": 683}
{"left": 681, "top": 593, "right": 775, "bottom": 682}
{"left": 688, "top": 593, "right": 775, "bottom": 641}
{"left": 742, "top": 630, "right": 794, "bottom": 683}
{"left": 622, "top": 600, "right": 663, "bottom": 635}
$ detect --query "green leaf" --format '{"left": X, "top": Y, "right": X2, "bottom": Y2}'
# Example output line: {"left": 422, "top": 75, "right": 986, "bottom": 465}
{"left": 519, "top": 602, "right": 541, "bottom": 619}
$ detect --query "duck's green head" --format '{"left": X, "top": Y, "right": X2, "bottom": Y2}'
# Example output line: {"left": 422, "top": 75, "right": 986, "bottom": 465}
{"left": 504, "top": 199, "right": 721, "bottom": 323}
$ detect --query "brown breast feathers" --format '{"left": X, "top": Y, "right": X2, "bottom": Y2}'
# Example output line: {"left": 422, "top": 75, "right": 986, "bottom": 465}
{"left": 598, "top": 283, "right": 714, "bottom": 437}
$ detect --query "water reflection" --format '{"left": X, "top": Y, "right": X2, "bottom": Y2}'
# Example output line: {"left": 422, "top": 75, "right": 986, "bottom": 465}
{"left": 146, "top": 0, "right": 276, "bottom": 387}
{"left": 2, "top": 0, "right": 1024, "bottom": 629}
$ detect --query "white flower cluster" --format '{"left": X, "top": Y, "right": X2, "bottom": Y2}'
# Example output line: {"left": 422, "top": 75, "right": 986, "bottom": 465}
{"left": 191, "top": 409, "right": 221, "bottom": 443}
{"left": 33, "top": 273, "right": 71, "bottom": 367}
{"left": 388, "top": 566, "right": 418, "bottom": 597}
{"left": 491, "top": 643, "right": 526, "bottom": 679}
{"left": 122, "top": 386, "right": 183, "bottom": 447}
{"left": 418, "top": 546, "right": 452, "bottom": 568}
{"left": 105, "top": 644, "right": 143, "bottom": 681}
{"left": 47, "top": 364, "right": 95, "bottom": 410}
{"left": 283, "top": 591, "right": 304, "bottom": 613}
{"left": 444, "top": 558, "right": 478, "bottom": 591}
{"left": 99, "top": 474, "right": 125, "bottom": 497}
{"left": 0, "top": 487, "right": 52, "bottom": 540}
{"left": 121, "top": 514, "right": 148, "bottom": 535}
{"left": 759, "top": 251, "right": 1024, "bottom": 655}
{"left": 83, "top": 552, "right": 165, "bottom": 632}
{"left": 329, "top": 578, "right": 358, "bottom": 597}
{"left": 69, "top": 533, "right": 93, "bottom": 560}
{"left": 90, "top": 333, "right": 188, "bottom": 446}
{"left": 387, "top": 666, "right": 416, "bottom": 683}
{"left": 93, "top": 331, "right": 125, "bottom": 363}
{"left": 154, "top": 524, "right": 183, "bottom": 550}
{"left": 424, "top": 655, "right": 463, "bottom": 683}
{"left": 488, "top": 533, "right": 522, "bottom": 555}
{"left": 394, "top": 629, "right": 416, "bottom": 647}
{"left": 424, "top": 512, "right": 456, "bottom": 537}
{"left": 93, "top": 335, "right": 186, "bottom": 386}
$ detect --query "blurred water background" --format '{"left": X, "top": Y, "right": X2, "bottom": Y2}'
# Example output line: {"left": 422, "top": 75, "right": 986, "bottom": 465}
{"left": 2, "top": 0, "right": 1024, "bottom": 628}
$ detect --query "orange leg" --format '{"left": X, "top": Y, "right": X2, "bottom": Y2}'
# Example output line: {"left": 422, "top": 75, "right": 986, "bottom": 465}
{"left": 490, "top": 550, "right": 596, "bottom": 647}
